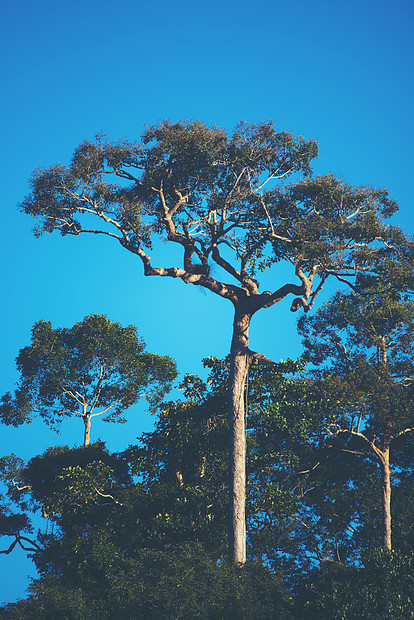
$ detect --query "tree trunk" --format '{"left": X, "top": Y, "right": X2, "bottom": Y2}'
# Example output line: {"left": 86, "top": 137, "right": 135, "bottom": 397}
{"left": 83, "top": 416, "right": 91, "bottom": 447}
{"left": 380, "top": 447, "right": 392, "bottom": 550}
{"left": 228, "top": 308, "right": 252, "bottom": 564}
{"left": 175, "top": 455, "right": 184, "bottom": 487}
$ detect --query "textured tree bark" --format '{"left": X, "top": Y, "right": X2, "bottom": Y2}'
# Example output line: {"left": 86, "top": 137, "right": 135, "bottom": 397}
{"left": 175, "top": 455, "right": 184, "bottom": 487}
{"left": 83, "top": 416, "right": 91, "bottom": 447}
{"left": 380, "top": 447, "right": 392, "bottom": 550}
{"left": 377, "top": 347, "right": 392, "bottom": 550}
{"left": 228, "top": 308, "right": 252, "bottom": 564}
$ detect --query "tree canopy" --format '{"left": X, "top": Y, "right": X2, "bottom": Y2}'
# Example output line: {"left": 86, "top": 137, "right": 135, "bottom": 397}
{"left": 22, "top": 120, "right": 405, "bottom": 311}
{"left": 0, "top": 314, "right": 177, "bottom": 446}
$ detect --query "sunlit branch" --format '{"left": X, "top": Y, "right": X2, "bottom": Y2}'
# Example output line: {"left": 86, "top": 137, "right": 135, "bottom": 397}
{"left": 94, "top": 488, "right": 125, "bottom": 505}
{"left": 89, "top": 400, "right": 124, "bottom": 419}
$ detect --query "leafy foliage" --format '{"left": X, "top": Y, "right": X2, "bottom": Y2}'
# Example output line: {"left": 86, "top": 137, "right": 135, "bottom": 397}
{"left": 0, "top": 546, "right": 293, "bottom": 619}
{"left": 3, "top": 118, "right": 414, "bottom": 610}
{"left": 3, "top": 355, "right": 414, "bottom": 615}
{"left": 295, "top": 549, "right": 414, "bottom": 619}
{"left": 0, "top": 314, "right": 177, "bottom": 444}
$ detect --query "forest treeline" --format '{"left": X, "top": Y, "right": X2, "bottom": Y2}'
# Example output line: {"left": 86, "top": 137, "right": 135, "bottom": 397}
{"left": 1, "top": 120, "right": 414, "bottom": 618}
{"left": 1, "top": 280, "right": 414, "bottom": 618}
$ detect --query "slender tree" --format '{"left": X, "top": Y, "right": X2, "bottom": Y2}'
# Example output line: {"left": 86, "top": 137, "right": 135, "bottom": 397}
{"left": 298, "top": 282, "right": 414, "bottom": 550}
{"left": 0, "top": 314, "right": 176, "bottom": 447}
{"left": 20, "top": 120, "right": 406, "bottom": 562}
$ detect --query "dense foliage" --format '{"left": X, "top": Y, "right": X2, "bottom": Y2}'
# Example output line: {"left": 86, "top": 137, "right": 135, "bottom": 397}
{"left": 2, "top": 119, "right": 414, "bottom": 617}
{"left": 2, "top": 349, "right": 414, "bottom": 617}
{"left": 0, "top": 315, "right": 177, "bottom": 446}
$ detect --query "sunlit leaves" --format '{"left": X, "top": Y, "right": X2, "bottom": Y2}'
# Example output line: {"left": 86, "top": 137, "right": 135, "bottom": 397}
{"left": 0, "top": 315, "right": 177, "bottom": 440}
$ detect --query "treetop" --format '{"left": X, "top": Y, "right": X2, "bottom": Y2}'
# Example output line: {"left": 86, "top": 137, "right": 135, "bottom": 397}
{"left": 21, "top": 120, "right": 409, "bottom": 315}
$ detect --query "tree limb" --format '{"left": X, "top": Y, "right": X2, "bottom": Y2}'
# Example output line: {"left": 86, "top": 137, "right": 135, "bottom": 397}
{"left": 94, "top": 488, "right": 125, "bottom": 505}
{"left": 0, "top": 535, "right": 41, "bottom": 555}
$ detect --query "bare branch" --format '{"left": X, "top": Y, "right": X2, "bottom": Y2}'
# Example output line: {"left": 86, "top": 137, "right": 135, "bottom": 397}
{"left": 394, "top": 427, "right": 414, "bottom": 440}
{"left": 326, "top": 426, "right": 384, "bottom": 462}
{"left": 88, "top": 361, "right": 106, "bottom": 413}
{"left": 94, "top": 488, "right": 125, "bottom": 505}
{"left": 296, "top": 460, "right": 322, "bottom": 475}
{"left": 254, "top": 167, "right": 293, "bottom": 193}
{"left": 89, "top": 400, "right": 124, "bottom": 418}
{"left": 224, "top": 167, "right": 248, "bottom": 204}
{"left": 12, "top": 479, "right": 31, "bottom": 491}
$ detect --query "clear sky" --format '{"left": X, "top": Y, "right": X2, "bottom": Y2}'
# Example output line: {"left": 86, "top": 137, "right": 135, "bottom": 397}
{"left": 1, "top": 0, "right": 413, "bottom": 604}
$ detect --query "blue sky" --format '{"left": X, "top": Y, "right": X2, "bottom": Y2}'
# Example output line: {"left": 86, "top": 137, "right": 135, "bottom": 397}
{"left": 1, "top": 0, "right": 413, "bottom": 604}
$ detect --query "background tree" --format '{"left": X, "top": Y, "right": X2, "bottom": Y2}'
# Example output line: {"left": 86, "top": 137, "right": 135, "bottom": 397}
{"left": 20, "top": 119, "right": 406, "bottom": 562}
{"left": 7, "top": 443, "right": 131, "bottom": 532}
{"left": 0, "top": 314, "right": 177, "bottom": 447}
{"left": 298, "top": 281, "right": 414, "bottom": 551}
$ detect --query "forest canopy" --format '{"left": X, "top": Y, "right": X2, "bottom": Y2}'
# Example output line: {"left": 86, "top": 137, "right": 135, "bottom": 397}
{"left": 1, "top": 119, "right": 414, "bottom": 618}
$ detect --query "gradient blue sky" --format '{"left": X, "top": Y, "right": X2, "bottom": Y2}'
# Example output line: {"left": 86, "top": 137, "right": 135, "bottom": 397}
{"left": 1, "top": 0, "right": 413, "bottom": 603}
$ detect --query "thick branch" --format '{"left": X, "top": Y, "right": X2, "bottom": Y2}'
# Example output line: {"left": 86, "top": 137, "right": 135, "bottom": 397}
{"left": 122, "top": 238, "right": 241, "bottom": 302}
{"left": 247, "top": 348, "right": 276, "bottom": 365}
{"left": 0, "top": 535, "right": 41, "bottom": 555}
{"left": 326, "top": 426, "right": 384, "bottom": 463}
{"left": 257, "top": 282, "right": 307, "bottom": 311}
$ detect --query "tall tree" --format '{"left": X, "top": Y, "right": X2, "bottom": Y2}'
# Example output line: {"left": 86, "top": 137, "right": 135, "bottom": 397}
{"left": 0, "top": 314, "right": 176, "bottom": 446}
{"left": 20, "top": 120, "right": 406, "bottom": 562}
{"left": 298, "top": 282, "right": 414, "bottom": 550}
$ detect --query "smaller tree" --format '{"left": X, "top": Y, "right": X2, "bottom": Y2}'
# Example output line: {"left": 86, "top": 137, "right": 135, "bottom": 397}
{"left": 9, "top": 443, "right": 131, "bottom": 529}
{"left": 298, "top": 281, "right": 414, "bottom": 551}
{"left": 0, "top": 314, "right": 177, "bottom": 446}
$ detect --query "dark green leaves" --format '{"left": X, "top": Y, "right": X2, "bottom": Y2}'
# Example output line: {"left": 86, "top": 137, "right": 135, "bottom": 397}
{"left": 0, "top": 315, "right": 177, "bottom": 440}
